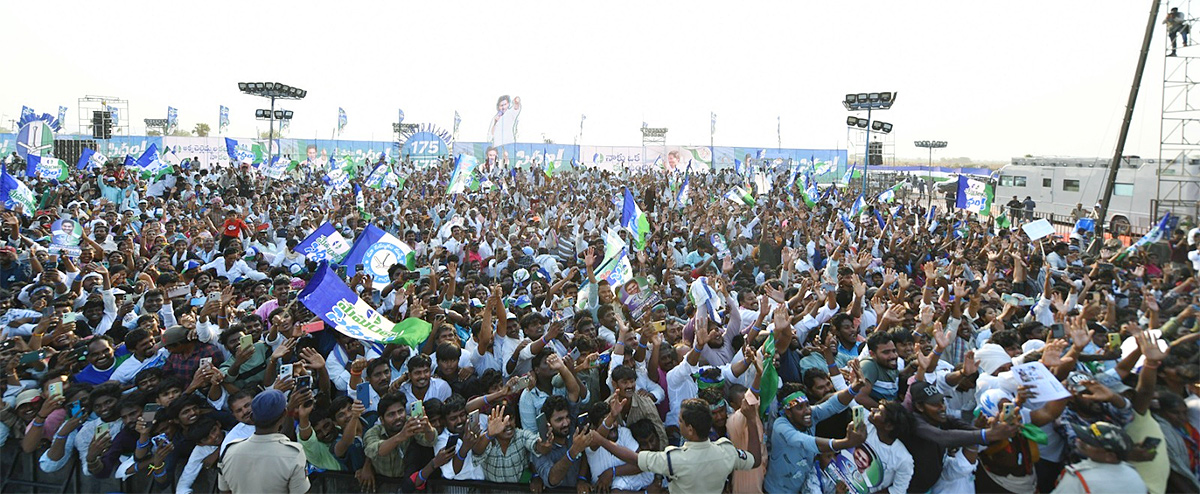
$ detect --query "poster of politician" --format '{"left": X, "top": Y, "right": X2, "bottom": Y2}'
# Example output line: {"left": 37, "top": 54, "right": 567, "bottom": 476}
{"left": 488, "top": 95, "right": 521, "bottom": 147}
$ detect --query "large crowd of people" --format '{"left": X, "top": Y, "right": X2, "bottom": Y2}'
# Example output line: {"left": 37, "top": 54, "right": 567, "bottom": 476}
{"left": 0, "top": 150, "right": 1197, "bottom": 494}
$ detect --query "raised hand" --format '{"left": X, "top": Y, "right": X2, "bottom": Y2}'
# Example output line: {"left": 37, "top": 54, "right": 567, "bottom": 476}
{"left": 1066, "top": 317, "right": 1094, "bottom": 352}
{"left": 932, "top": 321, "right": 952, "bottom": 350}
{"left": 1040, "top": 340, "right": 1068, "bottom": 367}
{"left": 1136, "top": 331, "right": 1166, "bottom": 363}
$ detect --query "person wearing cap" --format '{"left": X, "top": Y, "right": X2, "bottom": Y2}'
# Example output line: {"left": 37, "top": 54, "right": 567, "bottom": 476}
{"left": 1054, "top": 372, "right": 1136, "bottom": 468}
{"left": 160, "top": 325, "right": 225, "bottom": 384}
{"left": 590, "top": 397, "right": 761, "bottom": 494}
{"left": 1050, "top": 421, "right": 1147, "bottom": 493}
{"left": 905, "top": 381, "right": 1021, "bottom": 493}
{"left": 218, "top": 389, "right": 309, "bottom": 493}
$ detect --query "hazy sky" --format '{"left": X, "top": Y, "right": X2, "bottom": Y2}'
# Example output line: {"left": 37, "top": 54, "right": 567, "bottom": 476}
{"left": 0, "top": 0, "right": 1174, "bottom": 161}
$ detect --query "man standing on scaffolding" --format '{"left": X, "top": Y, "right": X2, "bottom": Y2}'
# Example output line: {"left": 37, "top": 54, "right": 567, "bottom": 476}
{"left": 1166, "top": 7, "right": 1189, "bottom": 56}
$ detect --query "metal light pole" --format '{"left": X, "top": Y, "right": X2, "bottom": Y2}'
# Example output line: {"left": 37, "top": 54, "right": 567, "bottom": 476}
{"left": 238, "top": 82, "right": 306, "bottom": 167}
{"left": 915, "top": 140, "right": 948, "bottom": 208}
{"left": 843, "top": 92, "right": 895, "bottom": 197}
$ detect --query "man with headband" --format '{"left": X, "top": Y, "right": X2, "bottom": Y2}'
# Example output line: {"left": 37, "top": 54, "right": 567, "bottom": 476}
{"left": 763, "top": 364, "right": 872, "bottom": 493}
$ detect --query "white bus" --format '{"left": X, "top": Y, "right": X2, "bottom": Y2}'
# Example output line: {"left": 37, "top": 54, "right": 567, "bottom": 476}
{"left": 993, "top": 156, "right": 1199, "bottom": 234}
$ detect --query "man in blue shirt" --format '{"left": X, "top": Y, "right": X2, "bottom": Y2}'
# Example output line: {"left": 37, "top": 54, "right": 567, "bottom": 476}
{"left": 764, "top": 371, "right": 871, "bottom": 493}
{"left": 74, "top": 335, "right": 129, "bottom": 385}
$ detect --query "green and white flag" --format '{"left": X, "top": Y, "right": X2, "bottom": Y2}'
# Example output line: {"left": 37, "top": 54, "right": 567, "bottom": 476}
{"left": 141, "top": 159, "right": 174, "bottom": 181}
{"left": 262, "top": 157, "right": 296, "bottom": 180}
{"left": 724, "top": 185, "right": 756, "bottom": 207}
{"left": 876, "top": 182, "right": 903, "bottom": 203}
{"left": 1, "top": 168, "right": 37, "bottom": 216}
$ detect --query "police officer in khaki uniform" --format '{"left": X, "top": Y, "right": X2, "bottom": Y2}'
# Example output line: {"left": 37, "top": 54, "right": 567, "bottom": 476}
{"left": 218, "top": 389, "right": 310, "bottom": 494}
{"left": 589, "top": 397, "right": 761, "bottom": 494}
{"left": 1051, "top": 421, "right": 1148, "bottom": 494}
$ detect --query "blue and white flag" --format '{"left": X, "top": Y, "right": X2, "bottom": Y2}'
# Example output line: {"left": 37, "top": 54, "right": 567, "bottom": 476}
{"left": 294, "top": 222, "right": 352, "bottom": 263}
{"left": 689, "top": 276, "right": 722, "bottom": 321}
{"left": 225, "top": 138, "right": 254, "bottom": 164}
{"left": 0, "top": 167, "right": 37, "bottom": 216}
{"left": 337, "top": 107, "right": 347, "bottom": 134}
{"left": 850, "top": 195, "right": 866, "bottom": 217}
{"left": 354, "top": 184, "right": 365, "bottom": 213}
{"left": 262, "top": 156, "right": 291, "bottom": 180}
{"left": 955, "top": 175, "right": 993, "bottom": 215}
{"left": 840, "top": 212, "right": 857, "bottom": 235}
{"left": 1121, "top": 213, "right": 1171, "bottom": 259}
{"left": 453, "top": 110, "right": 461, "bottom": 135}
{"left": 298, "top": 262, "right": 412, "bottom": 344}
{"left": 26, "top": 155, "right": 68, "bottom": 181}
{"left": 76, "top": 148, "right": 107, "bottom": 171}
{"left": 219, "top": 105, "right": 229, "bottom": 133}
{"left": 166, "top": 107, "right": 178, "bottom": 133}
{"left": 20, "top": 106, "right": 34, "bottom": 122}
{"left": 446, "top": 154, "right": 478, "bottom": 194}
{"left": 676, "top": 175, "right": 691, "bottom": 208}
{"left": 339, "top": 224, "right": 416, "bottom": 283}
{"left": 324, "top": 167, "right": 350, "bottom": 192}
{"left": 840, "top": 163, "right": 857, "bottom": 185}
{"left": 135, "top": 144, "right": 159, "bottom": 168}
{"left": 109, "top": 107, "right": 119, "bottom": 127}
{"left": 57, "top": 106, "right": 67, "bottom": 124}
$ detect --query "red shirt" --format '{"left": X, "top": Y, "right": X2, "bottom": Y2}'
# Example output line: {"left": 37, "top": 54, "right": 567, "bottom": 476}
{"left": 220, "top": 218, "right": 250, "bottom": 238}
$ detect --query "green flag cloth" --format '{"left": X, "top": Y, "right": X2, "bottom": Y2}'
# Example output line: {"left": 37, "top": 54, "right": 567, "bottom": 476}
{"left": 392, "top": 317, "right": 432, "bottom": 348}
{"left": 759, "top": 334, "right": 779, "bottom": 417}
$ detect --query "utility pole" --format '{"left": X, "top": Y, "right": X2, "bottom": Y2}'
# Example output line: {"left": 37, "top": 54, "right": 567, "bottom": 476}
{"left": 1092, "top": 0, "right": 1160, "bottom": 254}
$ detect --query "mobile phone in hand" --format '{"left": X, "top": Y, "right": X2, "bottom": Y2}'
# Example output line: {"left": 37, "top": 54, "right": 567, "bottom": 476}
{"left": 143, "top": 403, "right": 162, "bottom": 423}
{"left": 356, "top": 381, "right": 371, "bottom": 405}
{"left": 295, "top": 375, "right": 313, "bottom": 390}
{"left": 47, "top": 381, "right": 63, "bottom": 399}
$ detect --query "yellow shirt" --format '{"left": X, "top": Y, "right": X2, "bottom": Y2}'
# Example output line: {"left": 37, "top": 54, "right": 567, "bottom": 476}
{"left": 1125, "top": 410, "right": 1169, "bottom": 494}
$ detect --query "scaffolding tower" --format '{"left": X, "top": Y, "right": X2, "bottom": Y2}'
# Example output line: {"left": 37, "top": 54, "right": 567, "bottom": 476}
{"left": 77, "top": 95, "right": 130, "bottom": 137}
{"left": 846, "top": 126, "right": 895, "bottom": 168}
{"left": 1158, "top": 0, "right": 1200, "bottom": 224}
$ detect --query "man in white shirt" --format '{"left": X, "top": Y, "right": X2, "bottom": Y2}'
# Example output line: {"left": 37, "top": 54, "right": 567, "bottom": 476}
{"left": 398, "top": 354, "right": 452, "bottom": 404}
{"left": 177, "top": 417, "right": 224, "bottom": 494}
{"left": 200, "top": 247, "right": 267, "bottom": 282}
{"left": 434, "top": 394, "right": 485, "bottom": 480}
{"left": 110, "top": 329, "right": 169, "bottom": 385}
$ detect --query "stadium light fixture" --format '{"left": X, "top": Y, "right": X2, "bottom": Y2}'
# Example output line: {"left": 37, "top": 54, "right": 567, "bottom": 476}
{"left": 239, "top": 81, "right": 307, "bottom": 169}
{"left": 843, "top": 90, "right": 897, "bottom": 191}
{"left": 914, "top": 140, "right": 948, "bottom": 208}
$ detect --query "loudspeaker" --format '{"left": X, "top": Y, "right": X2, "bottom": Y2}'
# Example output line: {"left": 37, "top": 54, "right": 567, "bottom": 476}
{"left": 53, "top": 139, "right": 97, "bottom": 168}
{"left": 868, "top": 141, "right": 883, "bottom": 166}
